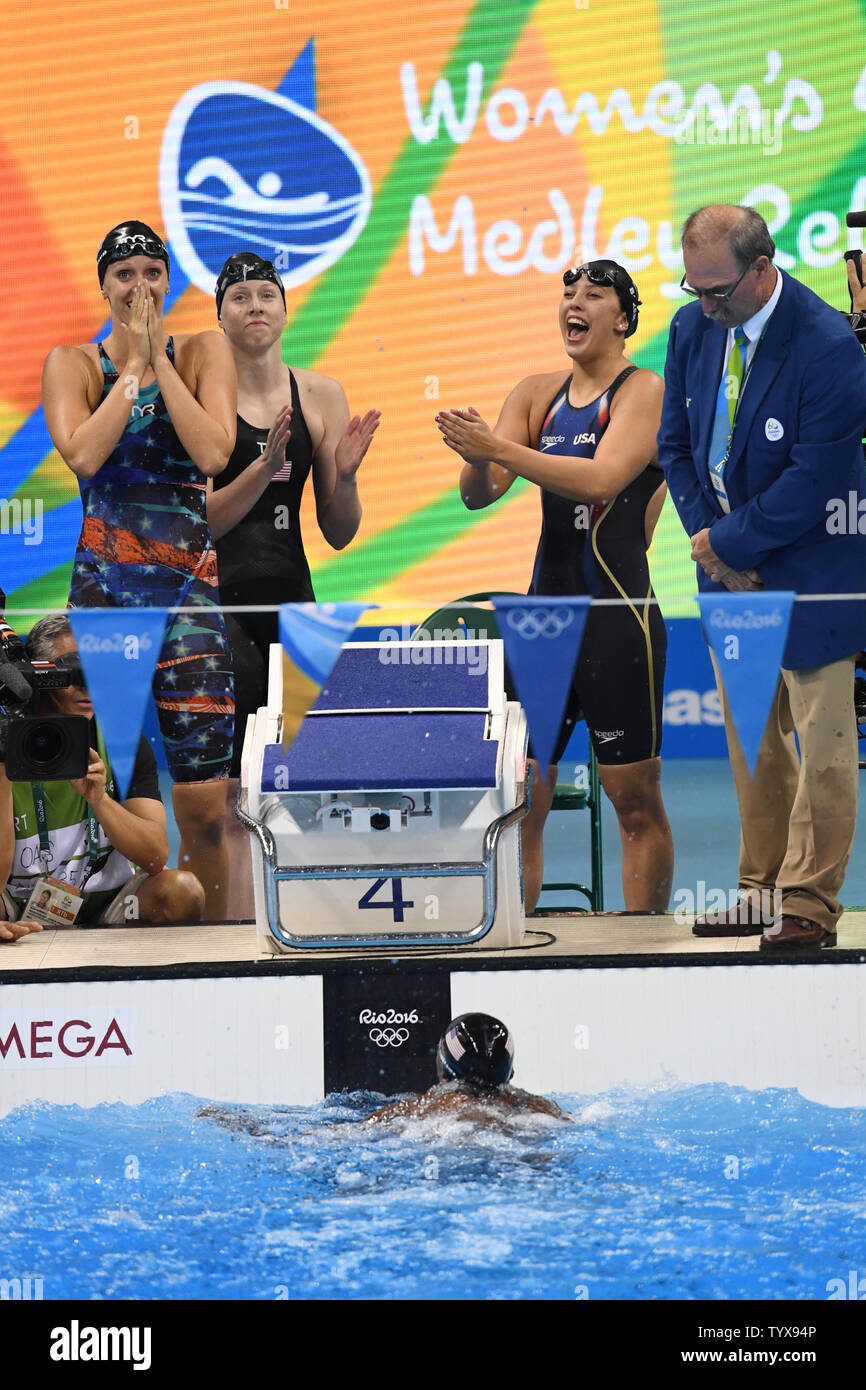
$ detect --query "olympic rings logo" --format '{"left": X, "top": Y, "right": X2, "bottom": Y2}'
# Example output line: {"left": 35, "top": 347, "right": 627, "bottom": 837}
{"left": 368, "top": 1027, "right": 410, "bottom": 1048}
{"left": 506, "top": 607, "right": 574, "bottom": 639}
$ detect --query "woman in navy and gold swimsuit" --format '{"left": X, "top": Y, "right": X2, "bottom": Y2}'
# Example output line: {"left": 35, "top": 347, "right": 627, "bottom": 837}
{"left": 438, "top": 257, "right": 673, "bottom": 914}
{"left": 42, "top": 222, "right": 237, "bottom": 919}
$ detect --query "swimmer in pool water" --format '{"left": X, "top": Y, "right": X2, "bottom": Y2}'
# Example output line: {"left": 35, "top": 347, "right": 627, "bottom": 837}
{"left": 365, "top": 1013, "right": 566, "bottom": 1125}
{"left": 197, "top": 1014, "right": 565, "bottom": 1138}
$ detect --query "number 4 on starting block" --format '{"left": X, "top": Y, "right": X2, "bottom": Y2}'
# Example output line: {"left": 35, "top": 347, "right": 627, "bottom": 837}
{"left": 358, "top": 877, "right": 415, "bottom": 923}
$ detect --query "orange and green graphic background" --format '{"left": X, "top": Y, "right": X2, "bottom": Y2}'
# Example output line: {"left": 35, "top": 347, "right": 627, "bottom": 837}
{"left": 2, "top": 0, "right": 864, "bottom": 620}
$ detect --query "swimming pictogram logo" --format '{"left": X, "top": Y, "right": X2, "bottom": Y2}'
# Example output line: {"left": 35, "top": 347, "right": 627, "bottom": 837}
{"left": 159, "top": 39, "right": 371, "bottom": 296}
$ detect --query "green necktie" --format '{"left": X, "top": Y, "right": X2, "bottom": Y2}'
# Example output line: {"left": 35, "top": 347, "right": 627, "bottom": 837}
{"left": 724, "top": 325, "right": 749, "bottom": 426}
{"left": 708, "top": 326, "right": 749, "bottom": 512}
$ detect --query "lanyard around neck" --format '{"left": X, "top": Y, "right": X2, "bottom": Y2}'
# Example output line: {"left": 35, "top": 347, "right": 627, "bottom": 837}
{"left": 727, "top": 316, "right": 772, "bottom": 432}
{"left": 32, "top": 783, "right": 102, "bottom": 888}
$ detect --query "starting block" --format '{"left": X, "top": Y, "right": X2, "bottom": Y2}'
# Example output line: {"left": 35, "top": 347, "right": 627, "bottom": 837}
{"left": 237, "top": 640, "right": 529, "bottom": 952}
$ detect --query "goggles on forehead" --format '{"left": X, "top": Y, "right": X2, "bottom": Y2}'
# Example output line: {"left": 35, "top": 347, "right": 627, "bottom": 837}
{"left": 97, "top": 235, "right": 169, "bottom": 273}
{"left": 563, "top": 263, "right": 619, "bottom": 288}
{"left": 562, "top": 260, "right": 640, "bottom": 336}
{"left": 215, "top": 256, "right": 286, "bottom": 315}
{"left": 228, "top": 260, "right": 267, "bottom": 281}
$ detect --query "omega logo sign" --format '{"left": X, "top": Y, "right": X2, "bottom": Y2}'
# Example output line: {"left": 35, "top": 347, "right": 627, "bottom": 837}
{"left": 0, "top": 1013, "right": 134, "bottom": 1067}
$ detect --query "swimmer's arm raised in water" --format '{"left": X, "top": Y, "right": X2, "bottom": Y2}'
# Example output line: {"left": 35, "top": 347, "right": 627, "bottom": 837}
{"left": 443, "top": 371, "right": 664, "bottom": 508}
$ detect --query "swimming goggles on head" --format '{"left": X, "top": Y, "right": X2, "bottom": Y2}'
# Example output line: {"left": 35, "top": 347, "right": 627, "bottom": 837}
{"left": 564, "top": 263, "right": 619, "bottom": 288}
{"left": 98, "top": 234, "right": 168, "bottom": 267}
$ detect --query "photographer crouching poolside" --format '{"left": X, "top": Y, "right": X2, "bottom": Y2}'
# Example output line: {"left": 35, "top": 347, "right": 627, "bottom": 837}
{"left": 0, "top": 614, "right": 205, "bottom": 943}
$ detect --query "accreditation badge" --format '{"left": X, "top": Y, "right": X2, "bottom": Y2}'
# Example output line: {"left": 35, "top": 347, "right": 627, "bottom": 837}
{"left": 23, "top": 875, "right": 84, "bottom": 928}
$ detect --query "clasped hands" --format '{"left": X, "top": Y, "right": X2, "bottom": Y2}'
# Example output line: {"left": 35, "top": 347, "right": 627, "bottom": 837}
{"left": 124, "top": 282, "right": 167, "bottom": 368}
{"left": 691, "top": 528, "right": 761, "bottom": 591}
{"left": 437, "top": 411, "right": 763, "bottom": 595}
{"left": 260, "top": 404, "right": 381, "bottom": 480}
{"left": 435, "top": 406, "right": 499, "bottom": 465}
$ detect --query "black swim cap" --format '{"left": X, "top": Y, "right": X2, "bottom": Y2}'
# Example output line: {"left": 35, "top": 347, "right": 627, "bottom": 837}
{"left": 436, "top": 1013, "right": 515, "bottom": 1089}
{"left": 215, "top": 253, "right": 287, "bottom": 318}
{"left": 97, "top": 222, "right": 170, "bottom": 286}
{"left": 563, "top": 257, "right": 641, "bottom": 338}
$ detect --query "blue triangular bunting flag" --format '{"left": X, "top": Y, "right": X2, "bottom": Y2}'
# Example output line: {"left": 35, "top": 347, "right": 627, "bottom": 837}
{"left": 278, "top": 602, "right": 374, "bottom": 748}
{"left": 491, "top": 595, "right": 591, "bottom": 771}
{"left": 279, "top": 602, "right": 372, "bottom": 686}
{"left": 698, "top": 591, "right": 795, "bottom": 774}
{"left": 67, "top": 608, "right": 168, "bottom": 801}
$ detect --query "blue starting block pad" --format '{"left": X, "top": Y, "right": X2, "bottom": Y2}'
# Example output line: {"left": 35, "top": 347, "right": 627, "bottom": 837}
{"left": 238, "top": 639, "right": 527, "bottom": 952}
{"left": 310, "top": 643, "right": 492, "bottom": 711}
{"left": 262, "top": 713, "right": 498, "bottom": 792}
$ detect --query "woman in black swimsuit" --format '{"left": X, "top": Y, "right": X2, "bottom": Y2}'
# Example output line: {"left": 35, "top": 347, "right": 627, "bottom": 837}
{"left": 209, "top": 253, "right": 380, "bottom": 914}
{"left": 437, "top": 257, "right": 673, "bottom": 914}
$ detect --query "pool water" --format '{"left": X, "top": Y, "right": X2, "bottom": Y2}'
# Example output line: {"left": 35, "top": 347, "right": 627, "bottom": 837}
{"left": 2, "top": 1083, "right": 864, "bottom": 1301}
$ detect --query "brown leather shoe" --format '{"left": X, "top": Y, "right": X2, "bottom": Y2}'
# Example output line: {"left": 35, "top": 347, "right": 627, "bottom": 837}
{"left": 759, "top": 915, "right": 837, "bottom": 953}
{"left": 692, "top": 897, "right": 777, "bottom": 937}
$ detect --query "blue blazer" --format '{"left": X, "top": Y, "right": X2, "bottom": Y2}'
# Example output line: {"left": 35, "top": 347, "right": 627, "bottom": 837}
{"left": 658, "top": 270, "right": 866, "bottom": 668}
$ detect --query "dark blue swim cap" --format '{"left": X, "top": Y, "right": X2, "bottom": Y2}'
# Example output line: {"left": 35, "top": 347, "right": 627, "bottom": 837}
{"left": 215, "top": 253, "right": 286, "bottom": 317}
{"left": 436, "top": 1013, "right": 515, "bottom": 1089}
{"left": 97, "top": 222, "right": 170, "bottom": 286}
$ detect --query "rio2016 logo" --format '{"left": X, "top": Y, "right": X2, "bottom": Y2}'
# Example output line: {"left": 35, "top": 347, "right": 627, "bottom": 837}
{"left": 359, "top": 1008, "right": 419, "bottom": 1048}
{"left": 359, "top": 1009, "right": 419, "bottom": 1026}
{"left": 159, "top": 40, "right": 371, "bottom": 296}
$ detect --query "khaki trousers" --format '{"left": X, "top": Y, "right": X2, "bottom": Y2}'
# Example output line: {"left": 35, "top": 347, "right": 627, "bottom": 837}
{"left": 709, "top": 650, "right": 858, "bottom": 931}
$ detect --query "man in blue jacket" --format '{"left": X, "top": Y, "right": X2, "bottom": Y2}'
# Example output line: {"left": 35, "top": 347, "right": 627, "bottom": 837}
{"left": 658, "top": 204, "right": 866, "bottom": 952}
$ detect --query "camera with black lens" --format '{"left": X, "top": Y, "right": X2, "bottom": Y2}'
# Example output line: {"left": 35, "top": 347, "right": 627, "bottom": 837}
{"left": 0, "top": 588, "right": 90, "bottom": 781}
{"left": 1, "top": 713, "right": 91, "bottom": 782}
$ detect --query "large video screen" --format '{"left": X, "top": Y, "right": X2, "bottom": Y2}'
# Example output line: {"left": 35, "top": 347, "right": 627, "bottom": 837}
{"left": 1, "top": 0, "right": 863, "bottom": 620}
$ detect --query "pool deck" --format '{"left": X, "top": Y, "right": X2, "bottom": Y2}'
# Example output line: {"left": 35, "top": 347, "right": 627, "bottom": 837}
{"left": 3, "top": 910, "right": 866, "bottom": 977}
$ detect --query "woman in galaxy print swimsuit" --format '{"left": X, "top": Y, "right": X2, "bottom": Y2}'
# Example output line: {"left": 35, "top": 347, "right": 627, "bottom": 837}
{"left": 42, "top": 221, "right": 237, "bottom": 920}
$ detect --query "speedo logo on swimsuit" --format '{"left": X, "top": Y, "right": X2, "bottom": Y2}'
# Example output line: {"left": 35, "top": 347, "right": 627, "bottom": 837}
{"left": 593, "top": 729, "right": 625, "bottom": 744}
{"left": 540, "top": 435, "right": 566, "bottom": 450}
{"left": 573, "top": 432, "right": 597, "bottom": 445}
